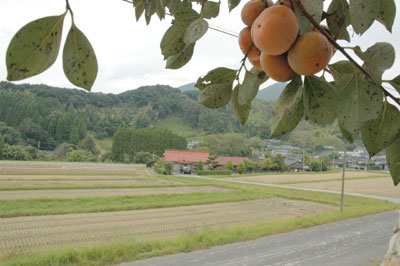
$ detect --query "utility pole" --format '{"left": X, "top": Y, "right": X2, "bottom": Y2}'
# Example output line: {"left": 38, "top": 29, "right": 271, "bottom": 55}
{"left": 332, "top": 146, "right": 335, "bottom": 169}
{"left": 341, "top": 150, "right": 346, "bottom": 212}
{"left": 302, "top": 148, "right": 305, "bottom": 172}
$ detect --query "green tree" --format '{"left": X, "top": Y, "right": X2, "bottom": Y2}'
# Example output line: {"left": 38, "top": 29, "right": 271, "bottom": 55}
{"left": 194, "top": 161, "right": 204, "bottom": 171}
{"left": 133, "top": 151, "right": 156, "bottom": 166}
{"left": 237, "top": 162, "right": 245, "bottom": 174}
{"left": 65, "top": 149, "right": 95, "bottom": 162}
{"left": 79, "top": 135, "right": 98, "bottom": 155}
{"left": 244, "top": 159, "right": 258, "bottom": 172}
{"left": 225, "top": 160, "right": 234, "bottom": 171}
{"left": 2, "top": 144, "right": 31, "bottom": 161}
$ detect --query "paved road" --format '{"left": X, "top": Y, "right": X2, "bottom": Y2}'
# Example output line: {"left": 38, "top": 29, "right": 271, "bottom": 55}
{"left": 120, "top": 211, "right": 398, "bottom": 266}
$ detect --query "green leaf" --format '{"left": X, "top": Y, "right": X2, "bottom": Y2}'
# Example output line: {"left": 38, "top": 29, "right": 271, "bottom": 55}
{"left": 337, "top": 74, "right": 383, "bottom": 137}
{"left": 133, "top": 0, "right": 145, "bottom": 21}
{"left": 183, "top": 18, "right": 208, "bottom": 45}
{"left": 232, "top": 84, "right": 251, "bottom": 126}
{"left": 238, "top": 68, "right": 268, "bottom": 105}
{"left": 303, "top": 76, "right": 338, "bottom": 125}
{"left": 156, "top": 0, "right": 166, "bottom": 20}
{"left": 144, "top": 0, "right": 157, "bottom": 25}
{"left": 228, "top": 0, "right": 240, "bottom": 12}
{"left": 174, "top": 7, "right": 199, "bottom": 25}
{"left": 165, "top": 43, "right": 195, "bottom": 69}
{"left": 356, "top": 42, "right": 395, "bottom": 84}
{"left": 327, "top": 0, "right": 351, "bottom": 41}
{"left": 63, "top": 23, "right": 98, "bottom": 91}
{"left": 301, "top": 0, "right": 324, "bottom": 24}
{"left": 167, "top": 0, "right": 182, "bottom": 15}
{"left": 339, "top": 123, "right": 354, "bottom": 143}
{"left": 160, "top": 24, "right": 186, "bottom": 59}
{"left": 349, "top": 0, "right": 379, "bottom": 34}
{"left": 270, "top": 76, "right": 304, "bottom": 138}
{"left": 6, "top": 13, "right": 66, "bottom": 81}
{"left": 202, "top": 1, "right": 220, "bottom": 19}
{"left": 386, "top": 137, "right": 400, "bottom": 185}
{"left": 388, "top": 75, "right": 400, "bottom": 93}
{"left": 195, "top": 67, "right": 237, "bottom": 90}
{"left": 361, "top": 103, "right": 400, "bottom": 157}
{"left": 329, "top": 61, "right": 355, "bottom": 82}
{"left": 198, "top": 82, "right": 233, "bottom": 108}
{"left": 295, "top": 9, "right": 312, "bottom": 35}
{"left": 376, "top": 0, "right": 396, "bottom": 33}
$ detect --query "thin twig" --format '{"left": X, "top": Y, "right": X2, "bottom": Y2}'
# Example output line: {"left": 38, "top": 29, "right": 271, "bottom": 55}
{"left": 292, "top": 0, "right": 400, "bottom": 106}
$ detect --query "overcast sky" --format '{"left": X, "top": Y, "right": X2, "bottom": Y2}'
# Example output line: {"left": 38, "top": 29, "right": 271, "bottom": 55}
{"left": 0, "top": 0, "right": 399, "bottom": 95}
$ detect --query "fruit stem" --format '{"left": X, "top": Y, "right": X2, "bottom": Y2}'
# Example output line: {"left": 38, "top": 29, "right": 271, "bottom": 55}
{"left": 236, "top": 42, "right": 255, "bottom": 79}
{"left": 65, "top": 0, "right": 74, "bottom": 18}
{"left": 292, "top": 0, "right": 400, "bottom": 106}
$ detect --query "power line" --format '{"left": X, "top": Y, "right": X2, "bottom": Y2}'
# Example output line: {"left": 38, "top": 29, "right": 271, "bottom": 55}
{"left": 121, "top": 0, "right": 239, "bottom": 38}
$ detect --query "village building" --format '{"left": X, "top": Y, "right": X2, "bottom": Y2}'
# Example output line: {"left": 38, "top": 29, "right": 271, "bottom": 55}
{"left": 214, "top": 156, "right": 249, "bottom": 170}
{"left": 161, "top": 149, "right": 210, "bottom": 172}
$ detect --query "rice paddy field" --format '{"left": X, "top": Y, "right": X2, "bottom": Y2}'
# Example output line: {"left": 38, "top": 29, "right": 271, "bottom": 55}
{"left": 0, "top": 161, "right": 397, "bottom": 266}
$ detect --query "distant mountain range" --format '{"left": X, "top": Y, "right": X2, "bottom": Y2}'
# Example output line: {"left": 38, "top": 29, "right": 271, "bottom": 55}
{"left": 178, "top": 82, "right": 286, "bottom": 100}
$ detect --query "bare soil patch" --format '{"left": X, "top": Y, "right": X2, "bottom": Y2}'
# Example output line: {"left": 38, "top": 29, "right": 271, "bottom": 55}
{"left": 0, "top": 198, "right": 336, "bottom": 254}
{"left": 224, "top": 171, "right": 388, "bottom": 184}
{"left": 289, "top": 177, "right": 400, "bottom": 198}
{"left": 0, "top": 186, "right": 228, "bottom": 200}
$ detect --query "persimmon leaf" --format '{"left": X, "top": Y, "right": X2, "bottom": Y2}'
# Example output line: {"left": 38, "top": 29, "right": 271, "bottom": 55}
{"left": 63, "top": 23, "right": 98, "bottom": 91}
{"left": 6, "top": 13, "right": 66, "bottom": 81}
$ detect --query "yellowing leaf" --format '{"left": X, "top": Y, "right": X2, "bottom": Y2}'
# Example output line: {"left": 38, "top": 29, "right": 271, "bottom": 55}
{"left": 6, "top": 13, "right": 66, "bottom": 81}
{"left": 63, "top": 23, "right": 98, "bottom": 91}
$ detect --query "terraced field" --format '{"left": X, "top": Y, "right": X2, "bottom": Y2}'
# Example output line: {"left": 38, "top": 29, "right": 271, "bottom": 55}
{"left": 0, "top": 161, "right": 397, "bottom": 266}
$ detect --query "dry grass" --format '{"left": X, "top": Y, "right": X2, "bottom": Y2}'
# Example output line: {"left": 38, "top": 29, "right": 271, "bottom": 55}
{"left": 0, "top": 186, "right": 229, "bottom": 200}
{"left": 0, "top": 198, "right": 336, "bottom": 255}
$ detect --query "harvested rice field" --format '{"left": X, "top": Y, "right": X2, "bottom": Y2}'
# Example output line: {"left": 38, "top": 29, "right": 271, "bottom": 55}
{"left": 0, "top": 161, "right": 397, "bottom": 265}
{"left": 0, "top": 198, "right": 336, "bottom": 255}
{"left": 224, "top": 171, "right": 390, "bottom": 184}
{"left": 0, "top": 186, "right": 229, "bottom": 200}
{"left": 289, "top": 176, "right": 400, "bottom": 198}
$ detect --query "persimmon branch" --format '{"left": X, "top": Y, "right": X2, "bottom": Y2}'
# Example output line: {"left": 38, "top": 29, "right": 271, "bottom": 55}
{"left": 292, "top": 0, "right": 400, "bottom": 106}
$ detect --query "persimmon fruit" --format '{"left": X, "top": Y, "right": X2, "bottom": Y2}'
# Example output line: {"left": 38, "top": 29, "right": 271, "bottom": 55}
{"left": 287, "top": 31, "right": 332, "bottom": 76}
{"left": 241, "top": 0, "right": 274, "bottom": 26}
{"left": 260, "top": 53, "right": 296, "bottom": 82}
{"left": 238, "top": 27, "right": 261, "bottom": 61}
{"left": 249, "top": 58, "right": 263, "bottom": 70}
{"left": 251, "top": 5, "right": 299, "bottom": 55}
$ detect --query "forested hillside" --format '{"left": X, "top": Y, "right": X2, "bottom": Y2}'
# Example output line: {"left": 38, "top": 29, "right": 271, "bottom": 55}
{"left": 0, "top": 81, "right": 352, "bottom": 161}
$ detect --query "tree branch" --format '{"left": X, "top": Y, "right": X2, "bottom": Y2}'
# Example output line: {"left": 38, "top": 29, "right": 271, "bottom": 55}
{"left": 292, "top": 0, "right": 400, "bottom": 106}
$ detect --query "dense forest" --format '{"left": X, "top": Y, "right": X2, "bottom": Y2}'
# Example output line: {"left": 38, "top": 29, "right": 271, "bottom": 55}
{"left": 0, "top": 81, "right": 353, "bottom": 161}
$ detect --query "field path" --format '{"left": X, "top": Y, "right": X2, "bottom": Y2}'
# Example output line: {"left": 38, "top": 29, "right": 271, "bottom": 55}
{"left": 120, "top": 211, "right": 399, "bottom": 266}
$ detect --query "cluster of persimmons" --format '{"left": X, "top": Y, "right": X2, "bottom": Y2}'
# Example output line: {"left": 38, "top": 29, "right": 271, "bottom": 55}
{"left": 239, "top": 0, "right": 335, "bottom": 82}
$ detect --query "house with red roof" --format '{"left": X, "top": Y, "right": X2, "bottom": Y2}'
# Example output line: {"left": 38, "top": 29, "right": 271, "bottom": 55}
{"left": 215, "top": 156, "right": 248, "bottom": 169}
{"left": 161, "top": 149, "right": 210, "bottom": 171}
